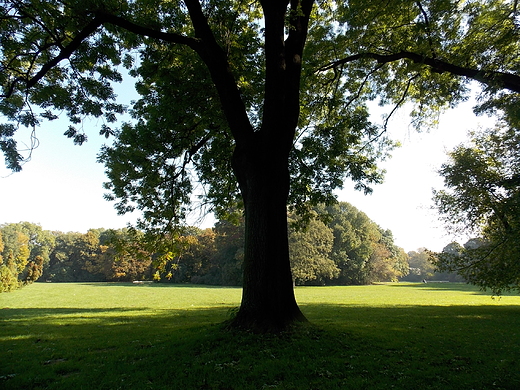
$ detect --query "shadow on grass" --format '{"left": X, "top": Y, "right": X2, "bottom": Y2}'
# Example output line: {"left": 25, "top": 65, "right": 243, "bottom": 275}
{"left": 2, "top": 302, "right": 519, "bottom": 389}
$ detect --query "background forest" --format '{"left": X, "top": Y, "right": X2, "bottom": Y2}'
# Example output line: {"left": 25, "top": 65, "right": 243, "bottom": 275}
{"left": 1, "top": 202, "right": 463, "bottom": 292}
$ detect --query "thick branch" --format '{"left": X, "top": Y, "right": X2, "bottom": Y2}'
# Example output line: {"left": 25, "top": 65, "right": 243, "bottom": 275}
{"left": 260, "top": 0, "right": 314, "bottom": 151}
{"left": 183, "top": 0, "right": 254, "bottom": 146}
{"left": 26, "top": 17, "right": 104, "bottom": 90}
{"left": 318, "top": 51, "right": 520, "bottom": 93}
{"left": 260, "top": 0, "right": 290, "bottom": 133}
{"left": 103, "top": 2, "right": 251, "bottom": 143}
{"left": 3, "top": 11, "right": 198, "bottom": 97}
{"left": 98, "top": 12, "right": 201, "bottom": 49}
{"left": 0, "top": 16, "right": 105, "bottom": 98}
{"left": 283, "top": 0, "right": 314, "bottom": 135}
{"left": 106, "top": 3, "right": 254, "bottom": 146}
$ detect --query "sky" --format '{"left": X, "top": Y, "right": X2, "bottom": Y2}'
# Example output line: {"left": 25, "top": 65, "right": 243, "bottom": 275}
{"left": 336, "top": 101, "right": 493, "bottom": 252}
{"left": 0, "top": 89, "right": 494, "bottom": 253}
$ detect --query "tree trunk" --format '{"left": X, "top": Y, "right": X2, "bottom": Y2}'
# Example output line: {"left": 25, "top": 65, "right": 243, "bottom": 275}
{"left": 229, "top": 139, "right": 307, "bottom": 332}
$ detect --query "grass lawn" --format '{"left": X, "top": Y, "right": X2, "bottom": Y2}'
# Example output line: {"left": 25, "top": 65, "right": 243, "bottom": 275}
{"left": 1, "top": 282, "right": 519, "bottom": 389}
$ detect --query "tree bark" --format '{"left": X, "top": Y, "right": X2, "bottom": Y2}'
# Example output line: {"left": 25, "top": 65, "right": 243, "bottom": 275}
{"left": 229, "top": 137, "right": 307, "bottom": 332}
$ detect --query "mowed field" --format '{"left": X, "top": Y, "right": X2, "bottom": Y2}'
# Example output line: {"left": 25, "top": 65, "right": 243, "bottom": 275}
{"left": 1, "top": 282, "right": 519, "bottom": 389}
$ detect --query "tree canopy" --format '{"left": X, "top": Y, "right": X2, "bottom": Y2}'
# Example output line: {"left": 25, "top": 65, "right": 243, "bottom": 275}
{"left": 2, "top": 0, "right": 520, "bottom": 329}
{"left": 2, "top": 1, "right": 519, "bottom": 214}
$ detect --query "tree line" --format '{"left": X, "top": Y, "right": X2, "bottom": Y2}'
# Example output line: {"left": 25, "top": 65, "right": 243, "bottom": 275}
{"left": 158, "top": 202, "right": 411, "bottom": 286}
{"left": 0, "top": 223, "right": 155, "bottom": 291}
{"left": 3, "top": 202, "right": 454, "bottom": 292}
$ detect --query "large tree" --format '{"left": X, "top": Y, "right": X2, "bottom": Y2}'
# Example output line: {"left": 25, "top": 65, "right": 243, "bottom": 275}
{"left": 2, "top": 0, "right": 520, "bottom": 330}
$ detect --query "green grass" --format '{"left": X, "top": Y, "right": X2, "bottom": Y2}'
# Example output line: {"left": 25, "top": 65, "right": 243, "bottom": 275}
{"left": 1, "top": 283, "right": 519, "bottom": 389}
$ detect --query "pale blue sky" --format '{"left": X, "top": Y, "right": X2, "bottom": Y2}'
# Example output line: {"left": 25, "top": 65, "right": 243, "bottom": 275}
{"left": 0, "top": 86, "right": 493, "bottom": 252}
{"left": 338, "top": 100, "right": 493, "bottom": 252}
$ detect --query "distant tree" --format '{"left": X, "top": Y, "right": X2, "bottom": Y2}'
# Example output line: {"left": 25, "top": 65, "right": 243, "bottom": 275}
{"left": 0, "top": 222, "right": 56, "bottom": 289}
{"left": 288, "top": 214, "right": 338, "bottom": 285}
{"left": 367, "top": 242, "right": 394, "bottom": 282}
{"left": 65, "top": 228, "right": 157, "bottom": 282}
{"left": 0, "top": 224, "right": 32, "bottom": 290}
{"left": 101, "top": 228, "right": 154, "bottom": 281}
{"left": 82, "top": 238, "right": 114, "bottom": 280}
{"left": 153, "top": 227, "right": 217, "bottom": 283}
{"left": 0, "top": 224, "right": 30, "bottom": 275}
{"left": 322, "top": 202, "right": 381, "bottom": 284}
{"left": 382, "top": 230, "right": 409, "bottom": 278}
{"left": 0, "top": 255, "right": 19, "bottom": 292}
{"left": 18, "top": 222, "right": 55, "bottom": 282}
{"left": 46, "top": 232, "right": 77, "bottom": 282}
{"left": 164, "top": 228, "right": 216, "bottom": 283}
{"left": 427, "top": 242, "right": 467, "bottom": 283}
{"left": 403, "top": 248, "right": 435, "bottom": 282}
{"left": 368, "top": 229, "right": 409, "bottom": 283}
{"left": 47, "top": 231, "right": 104, "bottom": 282}
{"left": 209, "top": 219, "right": 245, "bottom": 286}
{"left": 0, "top": 231, "right": 18, "bottom": 292}
{"left": 21, "top": 255, "right": 44, "bottom": 284}
{"left": 433, "top": 126, "right": 520, "bottom": 294}
{"left": 192, "top": 228, "right": 218, "bottom": 278}
{"left": 16, "top": 222, "right": 55, "bottom": 271}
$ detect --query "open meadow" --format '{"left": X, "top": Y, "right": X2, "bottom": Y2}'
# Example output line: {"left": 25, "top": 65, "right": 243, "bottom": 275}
{"left": 1, "top": 282, "right": 519, "bottom": 389}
